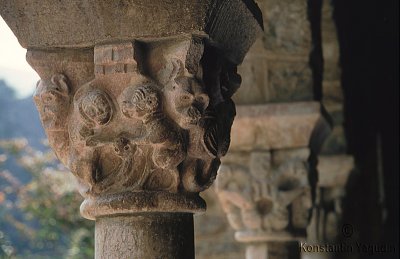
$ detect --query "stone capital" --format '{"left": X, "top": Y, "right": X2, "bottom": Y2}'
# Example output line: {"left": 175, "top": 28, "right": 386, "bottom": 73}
{"left": 28, "top": 37, "right": 243, "bottom": 219}
{"left": 0, "top": 1, "right": 263, "bottom": 221}
{"left": 215, "top": 102, "right": 330, "bottom": 243}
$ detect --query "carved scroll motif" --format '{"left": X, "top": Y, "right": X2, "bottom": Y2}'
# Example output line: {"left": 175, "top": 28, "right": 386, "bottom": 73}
{"left": 33, "top": 40, "right": 238, "bottom": 198}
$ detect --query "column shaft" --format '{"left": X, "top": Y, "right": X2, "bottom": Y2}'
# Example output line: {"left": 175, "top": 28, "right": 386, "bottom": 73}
{"left": 95, "top": 213, "right": 194, "bottom": 259}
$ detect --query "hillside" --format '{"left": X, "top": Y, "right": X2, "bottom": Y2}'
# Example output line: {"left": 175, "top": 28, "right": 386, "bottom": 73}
{"left": 0, "top": 79, "right": 45, "bottom": 147}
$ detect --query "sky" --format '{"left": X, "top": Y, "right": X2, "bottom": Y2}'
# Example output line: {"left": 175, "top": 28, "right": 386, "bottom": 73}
{"left": 0, "top": 16, "right": 40, "bottom": 98}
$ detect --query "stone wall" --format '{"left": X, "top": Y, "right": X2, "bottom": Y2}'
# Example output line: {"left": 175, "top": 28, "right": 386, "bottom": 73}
{"left": 233, "top": 0, "right": 313, "bottom": 105}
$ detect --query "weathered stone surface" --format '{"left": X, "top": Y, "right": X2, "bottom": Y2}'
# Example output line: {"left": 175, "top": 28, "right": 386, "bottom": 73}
{"left": 29, "top": 38, "right": 245, "bottom": 218}
{"left": 0, "top": 0, "right": 262, "bottom": 63}
{"left": 217, "top": 148, "right": 312, "bottom": 242}
{"left": 229, "top": 102, "right": 322, "bottom": 151}
{"left": 214, "top": 103, "right": 329, "bottom": 246}
{"left": 261, "top": 0, "right": 311, "bottom": 55}
{"left": 235, "top": 54, "right": 313, "bottom": 104}
{"left": 96, "top": 213, "right": 194, "bottom": 259}
{"left": 215, "top": 101, "right": 330, "bottom": 258}
{"left": 266, "top": 61, "right": 313, "bottom": 102}
{"left": 82, "top": 191, "right": 206, "bottom": 220}
{"left": 234, "top": 55, "right": 268, "bottom": 104}
{"left": 233, "top": 0, "right": 314, "bottom": 105}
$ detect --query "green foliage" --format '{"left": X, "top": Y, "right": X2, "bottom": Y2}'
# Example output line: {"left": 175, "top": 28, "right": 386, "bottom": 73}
{"left": 0, "top": 139, "right": 94, "bottom": 258}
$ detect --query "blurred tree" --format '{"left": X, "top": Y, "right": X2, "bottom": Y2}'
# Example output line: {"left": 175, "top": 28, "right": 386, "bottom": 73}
{"left": 0, "top": 139, "right": 94, "bottom": 258}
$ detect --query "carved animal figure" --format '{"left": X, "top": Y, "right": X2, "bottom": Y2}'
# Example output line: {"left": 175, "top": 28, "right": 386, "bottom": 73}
{"left": 33, "top": 74, "right": 71, "bottom": 165}
{"left": 120, "top": 83, "right": 185, "bottom": 171}
{"left": 34, "top": 74, "right": 70, "bottom": 130}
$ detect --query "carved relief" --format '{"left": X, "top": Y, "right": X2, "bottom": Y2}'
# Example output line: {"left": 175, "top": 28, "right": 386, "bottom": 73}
{"left": 120, "top": 83, "right": 185, "bottom": 170}
{"left": 33, "top": 74, "right": 71, "bottom": 165}
{"left": 34, "top": 74, "right": 70, "bottom": 131}
{"left": 215, "top": 149, "right": 311, "bottom": 240}
{"left": 33, "top": 39, "right": 237, "bottom": 199}
{"left": 79, "top": 90, "right": 113, "bottom": 126}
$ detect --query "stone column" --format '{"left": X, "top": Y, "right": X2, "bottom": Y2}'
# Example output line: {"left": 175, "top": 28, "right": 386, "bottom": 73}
{"left": 215, "top": 103, "right": 330, "bottom": 259}
{"left": 0, "top": 1, "right": 263, "bottom": 258}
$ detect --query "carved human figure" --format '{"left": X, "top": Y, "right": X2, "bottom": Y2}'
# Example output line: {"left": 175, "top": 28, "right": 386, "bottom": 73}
{"left": 75, "top": 89, "right": 114, "bottom": 146}
{"left": 79, "top": 89, "right": 113, "bottom": 126}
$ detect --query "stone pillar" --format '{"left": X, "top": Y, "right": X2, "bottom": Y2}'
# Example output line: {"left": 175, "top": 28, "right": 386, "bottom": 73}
{"left": 0, "top": 1, "right": 263, "bottom": 258}
{"left": 215, "top": 103, "right": 330, "bottom": 259}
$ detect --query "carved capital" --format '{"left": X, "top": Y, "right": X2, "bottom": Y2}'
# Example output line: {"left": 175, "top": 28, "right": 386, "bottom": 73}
{"left": 215, "top": 102, "right": 330, "bottom": 242}
{"left": 217, "top": 149, "right": 312, "bottom": 242}
{"left": 30, "top": 37, "right": 250, "bottom": 219}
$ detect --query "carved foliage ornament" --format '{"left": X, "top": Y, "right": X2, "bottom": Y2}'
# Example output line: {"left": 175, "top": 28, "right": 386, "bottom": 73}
{"left": 33, "top": 39, "right": 238, "bottom": 198}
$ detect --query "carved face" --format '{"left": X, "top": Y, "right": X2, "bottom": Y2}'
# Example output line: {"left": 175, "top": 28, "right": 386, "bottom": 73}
{"left": 172, "top": 77, "right": 209, "bottom": 127}
{"left": 121, "top": 85, "right": 160, "bottom": 119}
{"left": 79, "top": 91, "right": 113, "bottom": 125}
